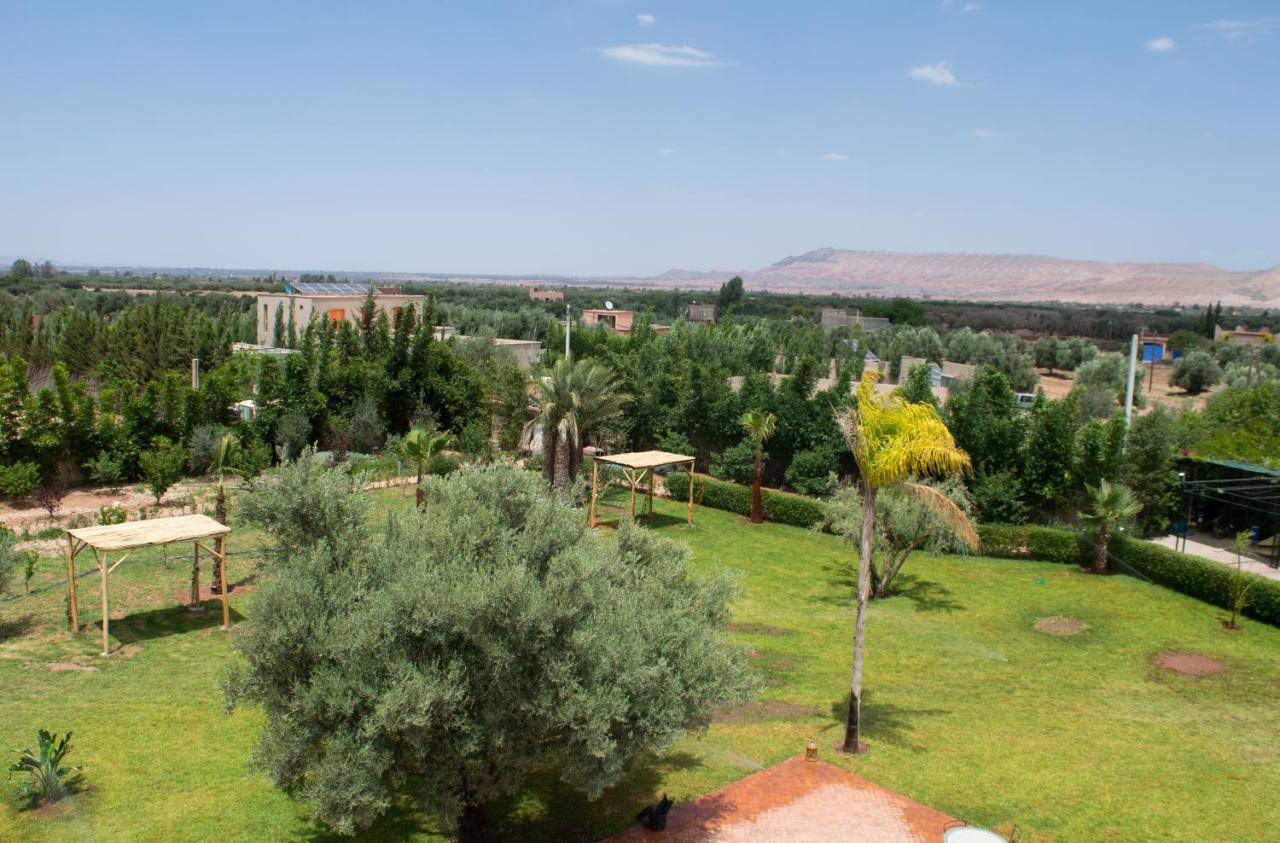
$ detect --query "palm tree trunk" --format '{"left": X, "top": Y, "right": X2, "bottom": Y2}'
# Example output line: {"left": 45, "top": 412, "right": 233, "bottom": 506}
{"left": 843, "top": 481, "right": 875, "bottom": 754}
{"left": 553, "top": 431, "right": 571, "bottom": 489}
{"left": 211, "top": 483, "right": 226, "bottom": 594}
{"left": 1093, "top": 525, "right": 1109, "bottom": 574}
{"left": 415, "top": 464, "right": 425, "bottom": 509}
{"left": 568, "top": 433, "right": 583, "bottom": 484}
{"left": 541, "top": 423, "right": 557, "bottom": 486}
{"left": 751, "top": 447, "right": 763, "bottom": 523}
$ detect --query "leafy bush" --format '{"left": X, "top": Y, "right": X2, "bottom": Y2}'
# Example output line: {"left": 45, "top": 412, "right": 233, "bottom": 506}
{"left": 9, "top": 729, "right": 82, "bottom": 806}
{"left": 138, "top": 436, "right": 186, "bottom": 505}
{"left": 229, "top": 462, "right": 754, "bottom": 836}
{"left": 784, "top": 448, "right": 838, "bottom": 498}
{"left": 426, "top": 452, "right": 460, "bottom": 476}
{"left": 972, "top": 470, "right": 1028, "bottom": 524}
{"left": 709, "top": 439, "right": 756, "bottom": 484}
{"left": 665, "top": 472, "right": 828, "bottom": 529}
{"left": 85, "top": 451, "right": 126, "bottom": 489}
{"left": 187, "top": 424, "right": 224, "bottom": 475}
{"left": 97, "top": 504, "right": 128, "bottom": 526}
{"left": 0, "top": 527, "right": 18, "bottom": 594}
{"left": 1170, "top": 350, "right": 1222, "bottom": 395}
{"left": 0, "top": 461, "right": 40, "bottom": 498}
{"left": 274, "top": 410, "right": 312, "bottom": 461}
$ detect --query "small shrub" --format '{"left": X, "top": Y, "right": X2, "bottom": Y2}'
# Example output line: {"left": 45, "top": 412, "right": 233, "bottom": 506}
{"left": 21, "top": 551, "right": 38, "bottom": 594}
{"left": 709, "top": 440, "right": 756, "bottom": 484}
{"left": 9, "top": 729, "right": 82, "bottom": 807}
{"left": 784, "top": 448, "right": 838, "bottom": 498}
{"left": 85, "top": 451, "right": 127, "bottom": 490}
{"left": 32, "top": 477, "right": 70, "bottom": 518}
{"left": 187, "top": 424, "right": 224, "bottom": 476}
{"left": 139, "top": 437, "right": 186, "bottom": 505}
{"left": 97, "top": 504, "right": 128, "bottom": 526}
{"left": 0, "top": 527, "right": 17, "bottom": 595}
{"left": 0, "top": 461, "right": 40, "bottom": 498}
{"left": 426, "top": 452, "right": 460, "bottom": 476}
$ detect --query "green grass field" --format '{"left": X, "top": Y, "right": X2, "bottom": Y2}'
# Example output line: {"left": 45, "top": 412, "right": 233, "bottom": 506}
{"left": 2, "top": 487, "right": 1278, "bottom": 841}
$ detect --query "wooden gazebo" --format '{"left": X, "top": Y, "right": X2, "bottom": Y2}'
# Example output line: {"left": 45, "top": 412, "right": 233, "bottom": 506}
{"left": 65, "top": 514, "right": 231, "bottom": 657}
{"left": 588, "top": 450, "right": 696, "bottom": 528}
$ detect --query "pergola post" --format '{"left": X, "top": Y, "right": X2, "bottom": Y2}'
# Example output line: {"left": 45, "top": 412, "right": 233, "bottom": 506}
{"left": 646, "top": 468, "right": 655, "bottom": 515}
{"left": 217, "top": 535, "right": 230, "bottom": 630}
{"left": 687, "top": 460, "right": 695, "bottom": 525}
{"left": 190, "top": 542, "right": 200, "bottom": 607}
{"left": 96, "top": 549, "right": 110, "bottom": 657}
{"left": 628, "top": 469, "right": 638, "bottom": 519}
{"left": 66, "top": 535, "right": 79, "bottom": 633}
{"left": 589, "top": 458, "right": 599, "bottom": 528}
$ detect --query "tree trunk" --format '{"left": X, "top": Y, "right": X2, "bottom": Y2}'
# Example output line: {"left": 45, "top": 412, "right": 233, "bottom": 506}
{"left": 1093, "top": 526, "right": 1109, "bottom": 574}
{"left": 211, "top": 484, "right": 226, "bottom": 594}
{"left": 457, "top": 802, "right": 489, "bottom": 843}
{"left": 842, "top": 482, "right": 876, "bottom": 754}
{"left": 750, "top": 448, "right": 763, "bottom": 524}
{"left": 568, "top": 432, "right": 583, "bottom": 484}
{"left": 541, "top": 424, "right": 557, "bottom": 486}
{"left": 553, "top": 432, "right": 571, "bottom": 489}
{"left": 415, "top": 465, "right": 425, "bottom": 509}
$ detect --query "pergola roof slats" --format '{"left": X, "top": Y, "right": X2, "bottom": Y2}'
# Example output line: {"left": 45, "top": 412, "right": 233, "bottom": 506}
{"left": 594, "top": 450, "right": 695, "bottom": 470}
{"left": 68, "top": 514, "right": 230, "bottom": 551}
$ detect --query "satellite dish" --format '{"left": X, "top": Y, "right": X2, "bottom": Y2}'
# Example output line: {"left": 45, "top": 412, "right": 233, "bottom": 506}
{"left": 604, "top": 300, "right": 614, "bottom": 310}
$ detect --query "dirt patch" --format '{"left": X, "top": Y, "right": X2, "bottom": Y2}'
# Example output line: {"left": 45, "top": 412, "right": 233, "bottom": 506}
{"left": 46, "top": 662, "right": 98, "bottom": 672}
{"left": 727, "top": 622, "right": 794, "bottom": 637}
{"left": 714, "top": 700, "right": 823, "bottom": 724}
{"left": 1034, "top": 616, "right": 1090, "bottom": 637}
{"left": 1154, "top": 652, "right": 1224, "bottom": 677}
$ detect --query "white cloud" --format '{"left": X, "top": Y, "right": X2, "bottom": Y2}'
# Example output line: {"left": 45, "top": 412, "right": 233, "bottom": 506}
{"left": 971, "top": 127, "right": 993, "bottom": 139}
{"left": 1197, "top": 18, "right": 1274, "bottom": 39}
{"left": 907, "top": 62, "right": 957, "bottom": 86}
{"left": 962, "top": 3, "right": 980, "bottom": 12}
{"left": 636, "top": 13, "right": 655, "bottom": 27}
{"left": 657, "top": 147, "right": 675, "bottom": 156}
{"left": 822, "top": 152, "right": 848, "bottom": 161}
{"left": 1146, "top": 36, "right": 1176, "bottom": 52}
{"left": 598, "top": 43, "right": 720, "bottom": 67}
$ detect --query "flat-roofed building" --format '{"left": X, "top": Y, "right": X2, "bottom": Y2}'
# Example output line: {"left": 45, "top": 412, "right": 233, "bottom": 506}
{"left": 528, "top": 286, "right": 564, "bottom": 302}
{"left": 256, "top": 282, "right": 424, "bottom": 347}
{"left": 820, "top": 307, "right": 891, "bottom": 333}
{"left": 1215, "top": 324, "right": 1275, "bottom": 347}
{"left": 687, "top": 303, "right": 717, "bottom": 323}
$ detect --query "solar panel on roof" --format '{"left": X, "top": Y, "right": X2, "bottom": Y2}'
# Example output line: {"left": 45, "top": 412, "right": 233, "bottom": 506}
{"left": 289, "top": 281, "right": 374, "bottom": 296}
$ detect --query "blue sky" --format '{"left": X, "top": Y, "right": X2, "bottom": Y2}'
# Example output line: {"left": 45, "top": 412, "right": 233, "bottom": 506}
{"left": 2, "top": 1, "right": 1278, "bottom": 275}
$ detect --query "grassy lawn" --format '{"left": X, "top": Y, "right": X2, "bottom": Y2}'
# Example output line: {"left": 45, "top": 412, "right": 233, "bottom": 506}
{"left": 2, "top": 486, "right": 1279, "bottom": 841}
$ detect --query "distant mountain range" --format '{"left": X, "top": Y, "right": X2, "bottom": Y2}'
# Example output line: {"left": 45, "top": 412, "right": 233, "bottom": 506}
{"left": 648, "top": 249, "right": 1280, "bottom": 308}
{"left": 42, "top": 248, "right": 1280, "bottom": 308}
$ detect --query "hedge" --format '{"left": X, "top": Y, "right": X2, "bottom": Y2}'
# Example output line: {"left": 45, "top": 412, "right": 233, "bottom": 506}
{"left": 979, "top": 523, "right": 1280, "bottom": 627}
{"left": 664, "top": 472, "right": 828, "bottom": 530}
{"left": 975, "top": 524, "right": 1088, "bottom": 567}
{"left": 664, "top": 476, "right": 1280, "bottom": 627}
{"left": 1109, "top": 536, "right": 1280, "bottom": 627}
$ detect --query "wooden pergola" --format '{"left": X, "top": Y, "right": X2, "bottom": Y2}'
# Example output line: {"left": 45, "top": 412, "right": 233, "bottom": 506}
{"left": 588, "top": 450, "right": 696, "bottom": 528}
{"left": 65, "top": 514, "right": 231, "bottom": 657}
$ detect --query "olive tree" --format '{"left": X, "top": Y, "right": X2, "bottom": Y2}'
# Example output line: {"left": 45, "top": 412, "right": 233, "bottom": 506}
{"left": 1170, "top": 350, "right": 1223, "bottom": 395}
{"left": 228, "top": 460, "right": 754, "bottom": 840}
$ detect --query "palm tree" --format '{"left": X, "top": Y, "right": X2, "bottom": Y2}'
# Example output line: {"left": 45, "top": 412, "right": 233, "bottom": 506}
{"left": 837, "top": 373, "right": 973, "bottom": 754}
{"left": 537, "top": 358, "right": 627, "bottom": 489}
{"left": 208, "top": 434, "right": 240, "bottom": 596}
{"left": 401, "top": 427, "right": 452, "bottom": 509}
{"left": 1080, "top": 480, "right": 1141, "bottom": 574}
{"left": 740, "top": 410, "right": 777, "bottom": 523}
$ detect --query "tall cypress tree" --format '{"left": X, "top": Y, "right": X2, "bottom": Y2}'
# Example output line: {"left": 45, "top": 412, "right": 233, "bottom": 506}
{"left": 272, "top": 304, "right": 286, "bottom": 348}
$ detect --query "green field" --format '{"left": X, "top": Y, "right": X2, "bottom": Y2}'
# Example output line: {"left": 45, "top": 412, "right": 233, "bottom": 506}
{"left": 2, "top": 488, "right": 1278, "bottom": 841}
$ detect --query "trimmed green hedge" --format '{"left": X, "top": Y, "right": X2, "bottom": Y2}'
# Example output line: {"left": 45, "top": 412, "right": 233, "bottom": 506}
{"left": 1109, "top": 536, "right": 1280, "bottom": 627}
{"left": 979, "top": 523, "right": 1280, "bottom": 627}
{"left": 976, "top": 524, "right": 1088, "bottom": 567}
{"left": 664, "top": 476, "right": 1280, "bottom": 627}
{"left": 664, "top": 472, "right": 828, "bottom": 529}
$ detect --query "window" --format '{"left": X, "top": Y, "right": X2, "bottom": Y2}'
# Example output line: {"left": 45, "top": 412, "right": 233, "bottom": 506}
{"left": 327, "top": 308, "right": 345, "bottom": 323}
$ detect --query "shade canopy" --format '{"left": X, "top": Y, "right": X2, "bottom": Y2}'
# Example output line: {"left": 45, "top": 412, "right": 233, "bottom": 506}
{"left": 593, "top": 450, "right": 695, "bottom": 471}
{"left": 68, "top": 514, "right": 230, "bottom": 552}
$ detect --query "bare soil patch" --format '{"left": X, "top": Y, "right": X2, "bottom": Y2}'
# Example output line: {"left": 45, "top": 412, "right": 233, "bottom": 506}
{"left": 1034, "top": 616, "right": 1090, "bottom": 637}
{"left": 1154, "top": 652, "right": 1224, "bottom": 677}
{"left": 46, "top": 662, "right": 97, "bottom": 672}
{"left": 714, "top": 700, "right": 822, "bottom": 724}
